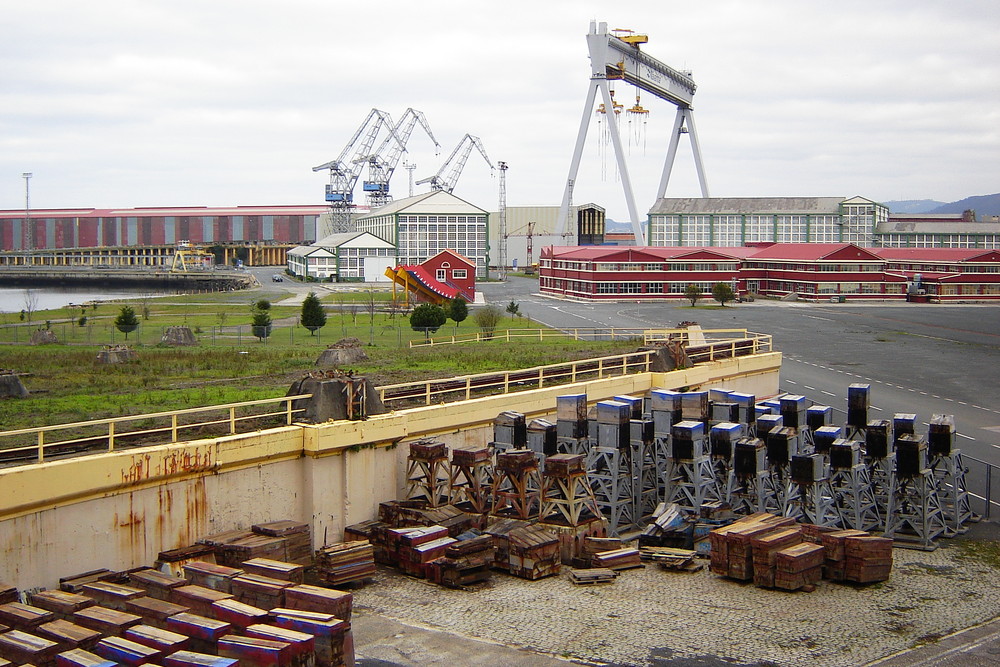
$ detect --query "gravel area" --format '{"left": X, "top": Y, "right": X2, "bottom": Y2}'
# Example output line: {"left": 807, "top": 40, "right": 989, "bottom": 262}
{"left": 352, "top": 534, "right": 1000, "bottom": 667}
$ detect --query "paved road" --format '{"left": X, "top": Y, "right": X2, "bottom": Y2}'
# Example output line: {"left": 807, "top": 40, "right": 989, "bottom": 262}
{"left": 480, "top": 277, "right": 1000, "bottom": 511}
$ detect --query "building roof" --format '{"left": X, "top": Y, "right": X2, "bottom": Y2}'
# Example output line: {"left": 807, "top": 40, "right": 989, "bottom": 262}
{"left": 875, "top": 220, "right": 1000, "bottom": 234}
{"left": 313, "top": 231, "right": 395, "bottom": 248}
{"left": 0, "top": 205, "right": 328, "bottom": 219}
{"left": 648, "top": 197, "right": 856, "bottom": 216}
{"left": 426, "top": 249, "right": 475, "bottom": 268}
{"left": 358, "top": 190, "right": 487, "bottom": 218}
{"left": 541, "top": 245, "right": 748, "bottom": 261}
{"left": 874, "top": 248, "right": 1000, "bottom": 263}
{"left": 747, "top": 243, "right": 882, "bottom": 262}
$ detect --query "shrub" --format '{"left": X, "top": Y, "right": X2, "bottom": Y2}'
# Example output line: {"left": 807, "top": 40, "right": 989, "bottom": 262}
{"left": 712, "top": 282, "right": 736, "bottom": 307}
{"left": 684, "top": 284, "right": 702, "bottom": 307}
{"left": 410, "top": 303, "right": 447, "bottom": 338}
{"left": 474, "top": 305, "right": 504, "bottom": 339}
{"left": 448, "top": 297, "right": 469, "bottom": 325}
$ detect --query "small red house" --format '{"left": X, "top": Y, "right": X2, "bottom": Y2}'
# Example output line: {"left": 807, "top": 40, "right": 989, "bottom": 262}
{"left": 386, "top": 249, "right": 477, "bottom": 305}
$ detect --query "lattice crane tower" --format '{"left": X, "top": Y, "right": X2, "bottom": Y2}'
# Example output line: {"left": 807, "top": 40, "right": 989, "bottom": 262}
{"left": 313, "top": 108, "right": 402, "bottom": 234}
{"left": 557, "top": 21, "right": 710, "bottom": 246}
{"left": 497, "top": 161, "right": 508, "bottom": 280}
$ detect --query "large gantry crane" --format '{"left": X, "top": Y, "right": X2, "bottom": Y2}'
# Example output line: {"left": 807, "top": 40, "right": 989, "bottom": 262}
{"left": 358, "top": 108, "right": 440, "bottom": 209}
{"left": 557, "top": 21, "right": 709, "bottom": 245}
{"left": 416, "top": 133, "right": 494, "bottom": 194}
{"left": 313, "top": 108, "right": 402, "bottom": 234}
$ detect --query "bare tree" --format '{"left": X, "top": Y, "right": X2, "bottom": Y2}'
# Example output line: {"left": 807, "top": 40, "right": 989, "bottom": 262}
{"left": 22, "top": 290, "right": 38, "bottom": 323}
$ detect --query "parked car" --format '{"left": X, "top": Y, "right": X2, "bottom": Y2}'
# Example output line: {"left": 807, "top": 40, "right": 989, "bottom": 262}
{"left": 272, "top": 274, "right": 284, "bottom": 282}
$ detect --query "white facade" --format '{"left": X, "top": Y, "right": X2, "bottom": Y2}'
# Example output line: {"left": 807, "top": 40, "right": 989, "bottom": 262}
{"left": 354, "top": 191, "right": 489, "bottom": 278}
{"left": 647, "top": 196, "right": 889, "bottom": 247}
{"left": 286, "top": 231, "right": 397, "bottom": 281}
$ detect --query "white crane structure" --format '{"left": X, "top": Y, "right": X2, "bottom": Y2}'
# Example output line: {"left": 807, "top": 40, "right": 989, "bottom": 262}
{"left": 497, "top": 161, "right": 508, "bottom": 280}
{"left": 557, "top": 21, "right": 710, "bottom": 245}
{"left": 313, "top": 108, "right": 402, "bottom": 234}
{"left": 416, "top": 134, "right": 494, "bottom": 194}
{"left": 358, "top": 108, "right": 440, "bottom": 209}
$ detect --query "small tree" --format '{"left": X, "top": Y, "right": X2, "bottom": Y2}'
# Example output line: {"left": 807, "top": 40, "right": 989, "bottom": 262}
{"left": 474, "top": 304, "right": 504, "bottom": 340}
{"left": 253, "top": 298, "right": 271, "bottom": 312}
{"left": 300, "top": 291, "right": 327, "bottom": 335}
{"left": 409, "top": 303, "right": 447, "bottom": 339}
{"left": 684, "top": 284, "right": 702, "bottom": 307}
{"left": 712, "top": 282, "right": 736, "bottom": 307}
{"left": 251, "top": 309, "right": 272, "bottom": 341}
{"left": 114, "top": 305, "right": 140, "bottom": 339}
{"left": 448, "top": 297, "right": 469, "bottom": 327}
{"left": 505, "top": 301, "right": 521, "bottom": 317}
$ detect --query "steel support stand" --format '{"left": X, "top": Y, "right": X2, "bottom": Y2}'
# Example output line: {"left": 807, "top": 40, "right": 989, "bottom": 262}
{"left": 829, "top": 464, "right": 881, "bottom": 531}
{"left": 884, "top": 469, "right": 949, "bottom": 549}
{"left": 587, "top": 446, "right": 634, "bottom": 536}
{"left": 928, "top": 451, "right": 976, "bottom": 534}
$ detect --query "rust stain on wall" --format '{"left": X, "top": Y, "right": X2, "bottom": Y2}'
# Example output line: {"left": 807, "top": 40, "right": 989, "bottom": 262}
{"left": 121, "top": 454, "right": 153, "bottom": 485}
{"left": 121, "top": 447, "right": 214, "bottom": 487}
{"left": 115, "top": 494, "right": 146, "bottom": 564}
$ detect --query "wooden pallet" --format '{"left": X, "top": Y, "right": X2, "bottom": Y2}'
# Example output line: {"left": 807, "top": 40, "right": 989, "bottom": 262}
{"left": 569, "top": 568, "right": 617, "bottom": 585}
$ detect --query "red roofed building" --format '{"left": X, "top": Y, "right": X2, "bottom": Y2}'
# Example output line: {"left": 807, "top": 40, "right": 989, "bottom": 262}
{"left": 386, "top": 249, "right": 476, "bottom": 305}
{"left": 539, "top": 244, "right": 1000, "bottom": 302}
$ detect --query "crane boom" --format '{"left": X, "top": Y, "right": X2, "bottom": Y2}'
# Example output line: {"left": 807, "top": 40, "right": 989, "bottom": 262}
{"left": 358, "top": 108, "right": 439, "bottom": 207}
{"left": 415, "top": 134, "right": 493, "bottom": 193}
{"left": 312, "top": 108, "right": 400, "bottom": 204}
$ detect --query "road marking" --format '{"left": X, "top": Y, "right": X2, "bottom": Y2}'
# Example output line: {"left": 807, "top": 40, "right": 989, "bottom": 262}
{"left": 871, "top": 406, "right": 883, "bottom": 412}
{"left": 786, "top": 380, "right": 797, "bottom": 385}
{"left": 821, "top": 391, "right": 836, "bottom": 397}
{"left": 803, "top": 315, "right": 834, "bottom": 321}
{"left": 957, "top": 433, "right": 975, "bottom": 441}
{"left": 804, "top": 385, "right": 815, "bottom": 391}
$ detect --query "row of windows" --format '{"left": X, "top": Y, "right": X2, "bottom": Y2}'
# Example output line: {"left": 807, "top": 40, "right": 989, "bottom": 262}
{"left": 878, "top": 235, "right": 1000, "bottom": 249}
{"left": 398, "top": 215, "right": 485, "bottom": 224}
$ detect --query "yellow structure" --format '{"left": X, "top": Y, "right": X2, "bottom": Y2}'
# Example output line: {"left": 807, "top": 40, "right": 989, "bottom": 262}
{"left": 0, "top": 352, "right": 780, "bottom": 589}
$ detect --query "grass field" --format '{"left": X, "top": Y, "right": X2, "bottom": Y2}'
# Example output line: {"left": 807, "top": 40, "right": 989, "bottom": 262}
{"left": 0, "top": 289, "right": 639, "bottom": 431}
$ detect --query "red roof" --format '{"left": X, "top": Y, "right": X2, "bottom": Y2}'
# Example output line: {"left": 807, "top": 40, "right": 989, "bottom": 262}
{"left": 398, "top": 265, "right": 461, "bottom": 300}
{"left": 874, "top": 248, "right": 1000, "bottom": 263}
{"left": 747, "top": 243, "right": 882, "bottom": 261}
{"left": 427, "top": 249, "right": 475, "bottom": 267}
{"left": 541, "top": 246, "right": 746, "bottom": 261}
{"left": 0, "top": 205, "right": 328, "bottom": 218}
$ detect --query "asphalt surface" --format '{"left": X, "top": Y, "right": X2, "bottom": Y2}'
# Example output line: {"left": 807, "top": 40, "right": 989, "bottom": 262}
{"left": 483, "top": 277, "right": 1000, "bottom": 514}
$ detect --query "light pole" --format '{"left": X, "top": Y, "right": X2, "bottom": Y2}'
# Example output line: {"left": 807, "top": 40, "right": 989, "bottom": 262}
{"left": 21, "top": 172, "right": 32, "bottom": 262}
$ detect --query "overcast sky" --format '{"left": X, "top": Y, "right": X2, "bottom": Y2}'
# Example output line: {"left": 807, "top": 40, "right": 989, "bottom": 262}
{"left": 2, "top": 1, "right": 998, "bottom": 221}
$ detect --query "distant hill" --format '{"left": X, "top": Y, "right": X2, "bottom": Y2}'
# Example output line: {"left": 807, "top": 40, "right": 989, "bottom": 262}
{"left": 884, "top": 199, "right": 946, "bottom": 214}
{"left": 929, "top": 193, "right": 1000, "bottom": 217}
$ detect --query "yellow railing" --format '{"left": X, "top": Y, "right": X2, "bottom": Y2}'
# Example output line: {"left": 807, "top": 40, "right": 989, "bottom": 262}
{"left": 410, "top": 328, "right": 648, "bottom": 347}
{"left": 378, "top": 350, "right": 657, "bottom": 408}
{"left": 0, "top": 394, "right": 311, "bottom": 464}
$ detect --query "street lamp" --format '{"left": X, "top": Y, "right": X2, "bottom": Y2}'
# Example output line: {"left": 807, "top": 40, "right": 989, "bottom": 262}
{"left": 21, "top": 172, "right": 32, "bottom": 260}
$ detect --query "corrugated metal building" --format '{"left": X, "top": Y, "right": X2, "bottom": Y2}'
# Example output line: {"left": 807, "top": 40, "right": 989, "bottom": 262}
{"left": 0, "top": 205, "right": 327, "bottom": 251}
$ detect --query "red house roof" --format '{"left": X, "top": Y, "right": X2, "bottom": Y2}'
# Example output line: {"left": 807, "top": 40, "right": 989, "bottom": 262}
{"left": 874, "top": 248, "right": 1000, "bottom": 263}
{"left": 747, "top": 243, "right": 882, "bottom": 261}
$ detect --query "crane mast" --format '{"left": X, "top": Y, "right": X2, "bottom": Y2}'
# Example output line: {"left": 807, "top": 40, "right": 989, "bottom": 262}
{"left": 497, "top": 161, "right": 508, "bottom": 280}
{"left": 313, "top": 108, "right": 401, "bottom": 234}
{"left": 359, "top": 108, "right": 439, "bottom": 208}
{"left": 416, "top": 134, "right": 494, "bottom": 194}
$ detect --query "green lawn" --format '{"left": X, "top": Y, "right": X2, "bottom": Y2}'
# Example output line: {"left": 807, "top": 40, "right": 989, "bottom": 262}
{"left": 0, "top": 292, "right": 638, "bottom": 432}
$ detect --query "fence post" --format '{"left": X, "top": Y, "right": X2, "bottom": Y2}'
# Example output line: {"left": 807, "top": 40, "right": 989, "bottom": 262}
{"left": 230, "top": 407, "right": 237, "bottom": 434}
{"left": 37, "top": 431, "right": 44, "bottom": 463}
{"left": 108, "top": 422, "right": 115, "bottom": 451}
{"left": 171, "top": 414, "right": 178, "bottom": 442}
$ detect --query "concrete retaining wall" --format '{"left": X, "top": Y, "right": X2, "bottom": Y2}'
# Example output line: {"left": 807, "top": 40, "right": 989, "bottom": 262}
{"left": 0, "top": 353, "right": 780, "bottom": 589}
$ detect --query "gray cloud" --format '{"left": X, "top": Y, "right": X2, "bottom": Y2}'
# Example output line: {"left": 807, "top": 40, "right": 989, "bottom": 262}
{"left": 1, "top": 0, "right": 997, "bottom": 219}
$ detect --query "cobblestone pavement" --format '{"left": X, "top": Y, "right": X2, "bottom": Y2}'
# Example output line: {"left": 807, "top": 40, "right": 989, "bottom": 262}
{"left": 351, "top": 537, "right": 1000, "bottom": 667}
